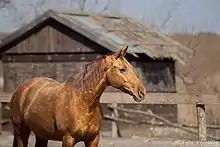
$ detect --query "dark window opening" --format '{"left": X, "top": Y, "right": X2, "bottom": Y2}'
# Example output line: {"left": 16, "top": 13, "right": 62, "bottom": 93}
{"left": 130, "top": 55, "right": 176, "bottom": 93}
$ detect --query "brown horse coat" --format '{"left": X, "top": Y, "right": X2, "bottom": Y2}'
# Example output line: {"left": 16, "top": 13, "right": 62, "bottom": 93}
{"left": 10, "top": 46, "right": 146, "bottom": 147}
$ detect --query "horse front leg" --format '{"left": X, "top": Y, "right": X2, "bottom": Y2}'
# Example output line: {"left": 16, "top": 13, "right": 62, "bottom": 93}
{"left": 35, "top": 136, "right": 48, "bottom": 147}
{"left": 85, "top": 134, "right": 100, "bottom": 147}
{"left": 62, "top": 135, "right": 76, "bottom": 147}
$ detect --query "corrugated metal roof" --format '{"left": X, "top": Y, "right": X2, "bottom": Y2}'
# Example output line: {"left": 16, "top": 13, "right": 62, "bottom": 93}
{"left": 57, "top": 11, "right": 193, "bottom": 64}
{"left": 59, "top": 13, "right": 144, "bottom": 54}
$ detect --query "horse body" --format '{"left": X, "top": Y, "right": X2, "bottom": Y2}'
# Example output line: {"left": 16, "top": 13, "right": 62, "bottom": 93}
{"left": 11, "top": 76, "right": 104, "bottom": 142}
{"left": 10, "top": 46, "right": 146, "bottom": 147}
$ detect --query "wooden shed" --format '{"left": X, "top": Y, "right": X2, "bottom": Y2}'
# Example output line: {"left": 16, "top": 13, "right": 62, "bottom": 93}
{"left": 0, "top": 9, "right": 192, "bottom": 92}
{"left": 0, "top": 10, "right": 193, "bottom": 122}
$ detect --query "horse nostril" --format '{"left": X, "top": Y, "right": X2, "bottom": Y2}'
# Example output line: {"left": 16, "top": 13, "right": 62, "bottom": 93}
{"left": 138, "top": 90, "right": 145, "bottom": 99}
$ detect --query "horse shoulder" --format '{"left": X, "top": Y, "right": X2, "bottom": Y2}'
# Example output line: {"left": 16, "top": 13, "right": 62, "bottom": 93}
{"left": 53, "top": 88, "right": 74, "bottom": 132}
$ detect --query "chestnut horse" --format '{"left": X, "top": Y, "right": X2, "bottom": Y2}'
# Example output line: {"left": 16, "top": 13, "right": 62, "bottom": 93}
{"left": 10, "top": 45, "right": 146, "bottom": 147}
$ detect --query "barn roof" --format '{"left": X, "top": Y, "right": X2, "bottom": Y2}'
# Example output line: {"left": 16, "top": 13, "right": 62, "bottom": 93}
{"left": 0, "top": 9, "right": 193, "bottom": 66}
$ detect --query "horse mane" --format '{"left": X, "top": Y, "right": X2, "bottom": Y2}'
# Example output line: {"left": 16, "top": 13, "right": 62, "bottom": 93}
{"left": 64, "top": 53, "right": 113, "bottom": 92}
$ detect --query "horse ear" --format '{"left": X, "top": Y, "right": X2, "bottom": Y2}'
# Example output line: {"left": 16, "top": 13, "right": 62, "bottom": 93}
{"left": 114, "top": 45, "right": 128, "bottom": 59}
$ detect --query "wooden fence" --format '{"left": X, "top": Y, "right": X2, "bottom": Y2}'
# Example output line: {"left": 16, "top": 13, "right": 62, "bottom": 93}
{"left": 1, "top": 92, "right": 220, "bottom": 142}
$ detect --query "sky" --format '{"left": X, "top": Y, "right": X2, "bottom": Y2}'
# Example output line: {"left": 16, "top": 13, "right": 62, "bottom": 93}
{"left": 0, "top": 0, "right": 219, "bottom": 34}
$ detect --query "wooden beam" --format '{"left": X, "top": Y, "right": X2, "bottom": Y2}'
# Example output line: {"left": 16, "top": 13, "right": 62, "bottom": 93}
{"left": 0, "top": 93, "right": 10, "bottom": 103}
{"left": 1, "top": 53, "right": 102, "bottom": 62}
{"left": 101, "top": 92, "right": 220, "bottom": 104}
{"left": 1, "top": 92, "right": 220, "bottom": 104}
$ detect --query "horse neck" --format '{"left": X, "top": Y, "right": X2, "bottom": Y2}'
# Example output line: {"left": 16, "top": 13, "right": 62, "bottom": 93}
{"left": 64, "top": 58, "right": 108, "bottom": 107}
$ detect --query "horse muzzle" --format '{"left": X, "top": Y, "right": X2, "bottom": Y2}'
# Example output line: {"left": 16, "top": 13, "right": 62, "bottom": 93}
{"left": 133, "top": 89, "right": 145, "bottom": 102}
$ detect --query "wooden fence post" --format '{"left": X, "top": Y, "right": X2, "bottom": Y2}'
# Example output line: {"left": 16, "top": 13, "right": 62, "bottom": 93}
{"left": 196, "top": 104, "right": 207, "bottom": 141}
{"left": 111, "top": 103, "right": 119, "bottom": 138}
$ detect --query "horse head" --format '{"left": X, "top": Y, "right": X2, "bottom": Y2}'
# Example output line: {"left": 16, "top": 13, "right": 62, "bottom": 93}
{"left": 104, "top": 45, "right": 146, "bottom": 102}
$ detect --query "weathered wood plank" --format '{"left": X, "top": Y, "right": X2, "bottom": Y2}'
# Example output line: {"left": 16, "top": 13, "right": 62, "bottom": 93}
{"left": 0, "top": 93, "right": 11, "bottom": 102}
{"left": 111, "top": 104, "right": 119, "bottom": 138}
{"left": 1, "top": 92, "right": 220, "bottom": 104}
{"left": 2, "top": 53, "right": 102, "bottom": 62}
{"left": 196, "top": 104, "right": 207, "bottom": 141}
{"left": 101, "top": 92, "right": 220, "bottom": 104}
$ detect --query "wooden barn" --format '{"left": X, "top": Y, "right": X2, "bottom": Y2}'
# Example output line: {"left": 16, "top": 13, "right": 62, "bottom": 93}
{"left": 0, "top": 10, "right": 193, "bottom": 121}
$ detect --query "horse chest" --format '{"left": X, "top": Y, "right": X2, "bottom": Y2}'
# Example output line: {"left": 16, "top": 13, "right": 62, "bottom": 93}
{"left": 76, "top": 114, "right": 100, "bottom": 130}
{"left": 78, "top": 122, "right": 98, "bottom": 135}
{"left": 56, "top": 100, "right": 102, "bottom": 139}
{"left": 62, "top": 115, "right": 100, "bottom": 141}
{"left": 70, "top": 111, "right": 101, "bottom": 137}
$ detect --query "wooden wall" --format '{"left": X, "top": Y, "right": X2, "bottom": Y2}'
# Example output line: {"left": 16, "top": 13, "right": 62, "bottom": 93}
{"left": 3, "top": 59, "right": 176, "bottom": 93}
{"left": 3, "top": 61, "right": 86, "bottom": 92}
{"left": 5, "top": 20, "right": 106, "bottom": 54}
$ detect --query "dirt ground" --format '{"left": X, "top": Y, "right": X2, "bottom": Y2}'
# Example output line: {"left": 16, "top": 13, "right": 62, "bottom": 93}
{"left": 0, "top": 131, "right": 219, "bottom": 147}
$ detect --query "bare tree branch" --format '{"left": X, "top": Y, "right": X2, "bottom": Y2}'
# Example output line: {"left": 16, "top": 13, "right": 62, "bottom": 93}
{"left": 0, "top": 0, "right": 11, "bottom": 8}
{"left": 95, "top": 0, "right": 99, "bottom": 5}
{"left": 160, "top": 0, "right": 180, "bottom": 29}
{"left": 101, "top": 0, "right": 110, "bottom": 12}
{"left": 34, "top": 0, "right": 46, "bottom": 15}
{"left": 78, "top": 0, "right": 86, "bottom": 11}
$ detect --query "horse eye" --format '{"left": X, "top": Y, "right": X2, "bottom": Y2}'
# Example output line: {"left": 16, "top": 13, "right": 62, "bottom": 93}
{"left": 119, "top": 68, "right": 126, "bottom": 72}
